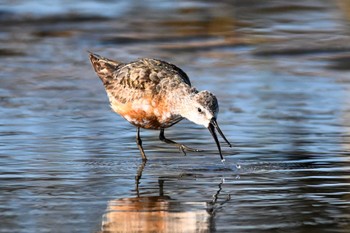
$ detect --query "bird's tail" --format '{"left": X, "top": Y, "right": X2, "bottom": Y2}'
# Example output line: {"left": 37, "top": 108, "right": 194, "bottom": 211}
{"left": 88, "top": 52, "right": 122, "bottom": 85}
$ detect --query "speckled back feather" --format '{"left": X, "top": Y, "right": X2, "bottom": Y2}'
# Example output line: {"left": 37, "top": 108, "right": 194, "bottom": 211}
{"left": 89, "top": 53, "right": 192, "bottom": 104}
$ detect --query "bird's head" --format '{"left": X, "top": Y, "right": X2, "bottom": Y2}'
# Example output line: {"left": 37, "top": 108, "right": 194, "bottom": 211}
{"left": 181, "top": 90, "right": 232, "bottom": 161}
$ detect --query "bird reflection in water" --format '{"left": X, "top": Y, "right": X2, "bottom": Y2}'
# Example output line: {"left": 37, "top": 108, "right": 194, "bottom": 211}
{"left": 99, "top": 161, "right": 230, "bottom": 233}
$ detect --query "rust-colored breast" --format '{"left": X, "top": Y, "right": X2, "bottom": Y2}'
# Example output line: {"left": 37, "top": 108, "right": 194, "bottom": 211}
{"left": 109, "top": 95, "right": 182, "bottom": 129}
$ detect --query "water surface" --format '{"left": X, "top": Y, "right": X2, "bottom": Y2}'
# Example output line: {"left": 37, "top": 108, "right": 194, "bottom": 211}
{"left": 1, "top": 0, "right": 350, "bottom": 232}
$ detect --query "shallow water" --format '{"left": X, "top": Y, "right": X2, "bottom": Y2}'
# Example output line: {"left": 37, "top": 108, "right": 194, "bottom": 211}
{"left": 1, "top": 0, "right": 350, "bottom": 232}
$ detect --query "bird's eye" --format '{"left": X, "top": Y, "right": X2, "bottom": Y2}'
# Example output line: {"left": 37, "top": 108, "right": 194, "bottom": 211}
{"left": 197, "top": 108, "right": 202, "bottom": 113}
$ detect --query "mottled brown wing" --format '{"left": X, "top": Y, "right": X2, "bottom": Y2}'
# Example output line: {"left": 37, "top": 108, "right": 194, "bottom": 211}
{"left": 145, "top": 58, "right": 191, "bottom": 86}
{"left": 104, "top": 58, "right": 192, "bottom": 103}
{"left": 115, "top": 58, "right": 191, "bottom": 88}
{"left": 89, "top": 53, "right": 192, "bottom": 104}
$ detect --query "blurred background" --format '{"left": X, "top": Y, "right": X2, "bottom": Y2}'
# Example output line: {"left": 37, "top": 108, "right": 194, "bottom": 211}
{"left": 1, "top": 0, "right": 350, "bottom": 232}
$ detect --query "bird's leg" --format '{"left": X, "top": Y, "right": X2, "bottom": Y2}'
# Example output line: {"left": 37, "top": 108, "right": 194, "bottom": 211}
{"left": 207, "top": 178, "right": 231, "bottom": 215}
{"left": 159, "top": 128, "right": 202, "bottom": 155}
{"left": 135, "top": 160, "right": 147, "bottom": 197}
{"left": 136, "top": 127, "right": 147, "bottom": 161}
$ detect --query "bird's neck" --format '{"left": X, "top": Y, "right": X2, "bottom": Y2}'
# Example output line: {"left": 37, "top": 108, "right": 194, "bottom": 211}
{"left": 166, "top": 84, "right": 197, "bottom": 116}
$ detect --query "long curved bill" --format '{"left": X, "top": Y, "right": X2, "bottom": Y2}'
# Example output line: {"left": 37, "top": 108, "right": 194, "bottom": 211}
{"left": 208, "top": 118, "right": 232, "bottom": 161}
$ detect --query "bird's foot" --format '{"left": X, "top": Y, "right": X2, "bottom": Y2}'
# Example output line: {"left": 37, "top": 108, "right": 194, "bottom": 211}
{"left": 178, "top": 144, "right": 202, "bottom": 156}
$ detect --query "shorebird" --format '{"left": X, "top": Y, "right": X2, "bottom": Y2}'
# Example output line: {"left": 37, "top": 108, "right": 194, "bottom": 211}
{"left": 89, "top": 52, "right": 232, "bottom": 161}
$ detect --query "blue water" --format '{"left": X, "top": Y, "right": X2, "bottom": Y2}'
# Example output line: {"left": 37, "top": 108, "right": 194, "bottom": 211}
{"left": 1, "top": 0, "right": 350, "bottom": 232}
